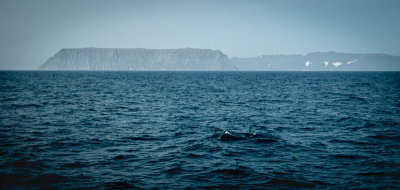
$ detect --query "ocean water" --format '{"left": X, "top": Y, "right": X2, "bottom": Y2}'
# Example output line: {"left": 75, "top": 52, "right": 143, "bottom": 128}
{"left": 0, "top": 71, "right": 399, "bottom": 189}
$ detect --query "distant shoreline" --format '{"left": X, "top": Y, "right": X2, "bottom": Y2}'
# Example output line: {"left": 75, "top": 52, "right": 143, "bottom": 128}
{"left": 37, "top": 48, "right": 400, "bottom": 71}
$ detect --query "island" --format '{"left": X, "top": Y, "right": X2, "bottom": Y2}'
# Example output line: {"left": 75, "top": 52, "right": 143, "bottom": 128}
{"left": 38, "top": 48, "right": 400, "bottom": 71}
{"left": 38, "top": 48, "right": 236, "bottom": 71}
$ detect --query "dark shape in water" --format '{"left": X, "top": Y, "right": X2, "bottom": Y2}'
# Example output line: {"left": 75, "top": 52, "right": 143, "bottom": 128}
{"left": 218, "top": 131, "right": 245, "bottom": 141}
{"left": 218, "top": 131, "right": 278, "bottom": 143}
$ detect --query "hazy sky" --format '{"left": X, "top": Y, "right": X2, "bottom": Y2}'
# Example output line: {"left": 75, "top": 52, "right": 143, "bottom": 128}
{"left": 1, "top": 0, "right": 399, "bottom": 69}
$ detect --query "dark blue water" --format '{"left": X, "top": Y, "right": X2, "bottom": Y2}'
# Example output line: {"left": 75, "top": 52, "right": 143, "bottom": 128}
{"left": 1, "top": 71, "right": 399, "bottom": 189}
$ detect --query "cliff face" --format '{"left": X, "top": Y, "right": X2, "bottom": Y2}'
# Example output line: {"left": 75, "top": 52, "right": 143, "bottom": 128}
{"left": 231, "top": 52, "right": 400, "bottom": 71}
{"left": 39, "top": 48, "right": 400, "bottom": 71}
{"left": 38, "top": 48, "right": 237, "bottom": 71}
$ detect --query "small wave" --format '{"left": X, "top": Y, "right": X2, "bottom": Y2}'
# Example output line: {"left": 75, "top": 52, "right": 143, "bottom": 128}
{"left": 267, "top": 160, "right": 284, "bottom": 163}
{"left": 338, "top": 116, "right": 352, "bottom": 122}
{"left": 186, "top": 153, "right": 203, "bottom": 159}
{"left": 176, "top": 115, "right": 190, "bottom": 121}
{"left": 273, "top": 171, "right": 291, "bottom": 175}
{"left": 164, "top": 166, "right": 184, "bottom": 175}
{"left": 8, "top": 159, "right": 46, "bottom": 170}
{"left": 49, "top": 138, "right": 81, "bottom": 148}
{"left": 27, "top": 174, "right": 66, "bottom": 185}
{"left": 210, "top": 168, "right": 251, "bottom": 177}
{"left": 311, "top": 180, "right": 331, "bottom": 186}
{"left": 55, "top": 128, "right": 72, "bottom": 134}
{"left": 330, "top": 154, "right": 367, "bottom": 160}
{"left": 215, "top": 131, "right": 278, "bottom": 143}
{"left": 11, "top": 103, "right": 42, "bottom": 108}
{"left": 378, "top": 120, "right": 399, "bottom": 127}
{"left": 103, "top": 181, "right": 137, "bottom": 189}
{"left": 364, "top": 121, "right": 376, "bottom": 128}
{"left": 60, "top": 161, "right": 87, "bottom": 168}
{"left": 71, "top": 174, "right": 93, "bottom": 180}
{"left": 267, "top": 178, "right": 314, "bottom": 188}
{"left": 299, "top": 127, "right": 315, "bottom": 131}
{"left": 86, "top": 138, "right": 102, "bottom": 145}
{"left": 368, "top": 135, "right": 400, "bottom": 141}
{"left": 329, "top": 139, "right": 356, "bottom": 144}
{"left": 112, "top": 154, "right": 136, "bottom": 160}
{"left": 377, "top": 109, "right": 393, "bottom": 114}
{"left": 106, "top": 148, "right": 120, "bottom": 152}
{"left": 184, "top": 143, "right": 205, "bottom": 152}
{"left": 255, "top": 138, "right": 278, "bottom": 143}
{"left": 348, "top": 94, "right": 366, "bottom": 102}
{"left": 329, "top": 139, "right": 377, "bottom": 146}
{"left": 0, "top": 143, "right": 18, "bottom": 147}
{"left": 0, "top": 97, "right": 14, "bottom": 102}
{"left": 356, "top": 82, "right": 371, "bottom": 86}
{"left": 122, "top": 136, "right": 160, "bottom": 141}
{"left": 0, "top": 173, "right": 66, "bottom": 189}
{"left": 0, "top": 125, "right": 12, "bottom": 128}
{"left": 356, "top": 172, "right": 398, "bottom": 177}
{"left": 368, "top": 162, "right": 400, "bottom": 168}
{"left": 127, "top": 107, "right": 139, "bottom": 112}
{"left": 201, "top": 184, "right": 243, "bottom": 189}
{"left": 274, "top": 126, "right": 288, "bottom": 132}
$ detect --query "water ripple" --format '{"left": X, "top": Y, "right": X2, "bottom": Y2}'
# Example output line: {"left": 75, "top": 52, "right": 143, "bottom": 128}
{"left": 0, "top": 71, "right": 399, "bottom": 189}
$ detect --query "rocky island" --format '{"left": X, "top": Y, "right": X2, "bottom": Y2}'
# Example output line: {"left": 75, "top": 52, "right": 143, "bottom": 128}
{"left": 38, "top": 48, "right": 236, "bottom": 71}
{"left": 38, "top": 48, "right": 400, "bottom": 71}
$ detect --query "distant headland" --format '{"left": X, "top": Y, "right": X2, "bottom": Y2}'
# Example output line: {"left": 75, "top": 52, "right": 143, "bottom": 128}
{"left": 38, "top": 48, "right": 400, "bottom": 71}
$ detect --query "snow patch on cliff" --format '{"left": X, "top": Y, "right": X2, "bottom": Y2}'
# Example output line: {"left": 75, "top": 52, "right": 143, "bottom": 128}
{"left": 332, "top": 62, "right": 343, "bottom": 67}
{"left": 346, "top": 59, "right": 359, "bottom": 64}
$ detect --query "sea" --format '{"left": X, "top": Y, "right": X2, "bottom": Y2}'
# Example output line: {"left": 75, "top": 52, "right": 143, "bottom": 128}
{"left": 0, "top": 71, "right": 399, "bottom": 189}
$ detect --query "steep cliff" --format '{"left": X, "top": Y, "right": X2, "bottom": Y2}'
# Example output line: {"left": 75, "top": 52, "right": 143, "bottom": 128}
{"left": 39, "top": 48, "right": 400, "bottom": 71}
{"left": 38, "top": 48, "right": 237, "bottom": 71}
